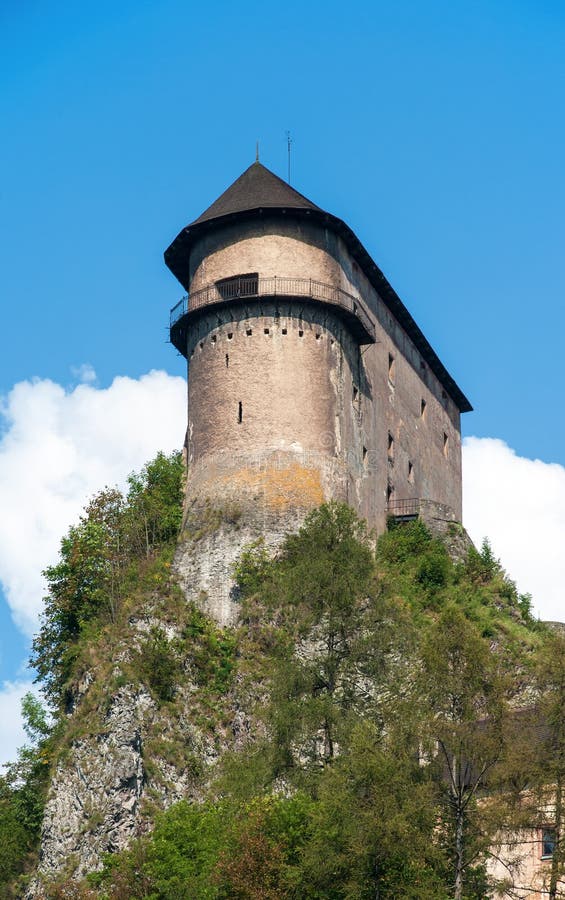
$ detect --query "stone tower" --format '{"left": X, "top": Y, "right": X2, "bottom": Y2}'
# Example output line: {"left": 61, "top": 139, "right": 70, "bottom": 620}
{"left": 165, "top": 162, "right": 471, "bottom": 623}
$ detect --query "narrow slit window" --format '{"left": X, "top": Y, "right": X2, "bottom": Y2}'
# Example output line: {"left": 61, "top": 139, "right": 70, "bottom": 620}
{"left": 388, "top": 432, "right": 394, "bottom": 458}
{"left": 420, "top": 399, "right": 427, "bottom": 419}
{"left": 362, "top": 446, "right": 368, "bottom": 466}
{"left": 443, "top": 432, "right": 449, "bottom": 457}
{"left": 238, "top": 402, "right": 243, "bottom": 424}
{"left": 408, "top": 461, "right": 414, "bottom": 483}
{"left": 225, "top": 354, "right": 229, "bottom": 368}
{"left": 388, "top": 353, "right": 395, "bottom": 382}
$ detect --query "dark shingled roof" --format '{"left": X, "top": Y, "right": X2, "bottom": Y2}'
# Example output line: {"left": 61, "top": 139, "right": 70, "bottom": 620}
{"left": 191, "top": 162, "right": 321, "bottom": 225}
{"left": 165, "top": 163, "right": 472, "bottom": 413}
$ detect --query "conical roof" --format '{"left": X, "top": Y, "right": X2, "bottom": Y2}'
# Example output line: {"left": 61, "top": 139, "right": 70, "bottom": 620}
{"left": 191, "top": 161, "right": 321, "bottom": 225}
{"left": 164, "top": 162, "right": 472, "bottom": 413}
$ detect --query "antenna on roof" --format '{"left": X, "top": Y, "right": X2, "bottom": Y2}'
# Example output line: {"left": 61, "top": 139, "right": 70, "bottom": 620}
{"left": 255, "top": 141, "right": 259, "bottom": 162}
{"left": 285, "top": 131, "right": 293, "bottom": 183}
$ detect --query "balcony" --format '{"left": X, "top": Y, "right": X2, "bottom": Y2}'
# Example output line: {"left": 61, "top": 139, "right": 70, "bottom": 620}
{"left": 169, "top": 275, "right": 376, "bottom": 355}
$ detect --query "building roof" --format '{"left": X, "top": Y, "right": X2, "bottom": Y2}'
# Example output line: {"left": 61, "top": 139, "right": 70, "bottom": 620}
{"left": 191, "top": 161, "right": 321, "bottom": 224}
{"left": 165, "top": 162, "right": 472, "bottom": 413}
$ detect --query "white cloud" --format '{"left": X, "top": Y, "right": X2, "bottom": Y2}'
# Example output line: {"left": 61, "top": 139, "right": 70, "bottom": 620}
{"left": 0, "top": 369, "right": 186, "bottom": 637}
{"left": 463, "top": 437, "right": 565, "bottom": 622}
{"left": 0, "top": 679, "right": 36, "bottom": 769}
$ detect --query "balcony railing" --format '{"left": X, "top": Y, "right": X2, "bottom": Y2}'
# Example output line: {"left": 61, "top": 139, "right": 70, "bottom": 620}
{"left": 169, "top": 275, "right": 376, "bottom": 345}
{"left": 386, "top": 498, "right": 420, "bottom": 519}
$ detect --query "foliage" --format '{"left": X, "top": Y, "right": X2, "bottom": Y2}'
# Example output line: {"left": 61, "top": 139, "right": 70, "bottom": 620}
{"left": 31, "top": 452, "right": 183, "bottom": 708}
{"left": 0, "top": 694, "right": 52, "bottom": 896}
{"left": 10, "top": 494, "right": 558, "bottom": 899}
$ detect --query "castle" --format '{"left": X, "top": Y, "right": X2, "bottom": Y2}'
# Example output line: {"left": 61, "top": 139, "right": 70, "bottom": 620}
{"left": 165, "top": 161, "right": 472, "bottom": 622}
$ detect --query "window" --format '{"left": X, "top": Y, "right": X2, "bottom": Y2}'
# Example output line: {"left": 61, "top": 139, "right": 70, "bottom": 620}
{"left": 408, "top": 461, "right": 414, "bottom": 483}
{"left": 388, "top": 353, "right": 395, "bottom": 382}
{"left": 299, "top": 329, "right": 304, "bottom": 337}
{"left": 238, "top": 402, "right": 243, "bottom": 424}
{"left": 443, "top": 432, "right": 449, "bottom": 457}
{"left": 216, "top": 272, "right": 258, "bottom": 300}
{"left": 420, "top": 399, "right": 427, "bottom": 420}
{"left": 353, "top": 386, "right": 359, "bottom": 403}
{"left": 282, "top": 328, "right": 287, "bottom": 335}
{"left": 227, "top": 332, "right": 233, "bottom": 340}
{"left": 362, "top": 446, "right": 368, "bottom": 466}
{"left": 246, "top": 328, "right": 252, "bottom": 336}
{"left": 388, "top": 432, "right": 394, "bottom": 459}
{"left": 225, "top": 354, "right": 229, "bottom": 368}
{"left": 542, "top": 828, "right": 556, "bottom": 859}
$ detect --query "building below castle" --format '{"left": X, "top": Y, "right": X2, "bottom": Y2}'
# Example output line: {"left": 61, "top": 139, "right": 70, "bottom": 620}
{"left": 165, "top": 161, "right": 472, "bottom": 622}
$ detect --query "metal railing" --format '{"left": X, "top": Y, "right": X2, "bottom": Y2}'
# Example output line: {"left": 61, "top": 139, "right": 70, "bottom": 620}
{"left": 386, "top": 498, "right": 420, "bottom": 518}
{"left": 169, "top": 275, "right": 375, "bottom": 341}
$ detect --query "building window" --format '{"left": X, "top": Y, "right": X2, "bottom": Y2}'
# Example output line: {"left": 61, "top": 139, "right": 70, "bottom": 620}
{"left": 238, "top": 401, "right": 243, "bottom": 424}
{"left": 408, "top": 461, "right": 414, "bottom": 483}
{"left": 216, "top": 272, "right": 258, "bottom": 300}
{"left": 388, "top": 432, "right": 394, "bottom": 459}
{"left": 362, "top": 446, "right": 368, "bottom": 466}
{"left": 420, "top": 399, "right": 427, "bottom": 420}
{"left": 282, "top": 328, "right": 287, "bottom": 335}
{"left": 246, "top": 328, "right": 252, "bottom": 336}
{"left": 542, "top": 828, "right": 556, "bottom": 859}
{"left": 264, "top": 328, "right": 269, "bottom": 335}
{"left": 443, "top": 432, "right": 449, "bottom": 457}
{"left": 225, "top": 354, "right": 229, "bottom": 368}
{"left": 388, "top": 353, "right": 395, "bottom": 383}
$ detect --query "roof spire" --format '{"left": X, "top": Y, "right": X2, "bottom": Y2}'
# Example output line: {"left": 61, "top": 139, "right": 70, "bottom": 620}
{"left": 255, "top": 141, "right": 259, "bottom": 162}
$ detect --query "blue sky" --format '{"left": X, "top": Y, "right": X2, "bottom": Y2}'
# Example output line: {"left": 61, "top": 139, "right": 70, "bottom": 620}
{"left": 0, "top": 0, "right": 564, "bottom": 754}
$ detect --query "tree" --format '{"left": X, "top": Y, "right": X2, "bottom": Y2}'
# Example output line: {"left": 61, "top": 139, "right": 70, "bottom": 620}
{"left": 419, "top": 604, "right": 510, "bottom": 899}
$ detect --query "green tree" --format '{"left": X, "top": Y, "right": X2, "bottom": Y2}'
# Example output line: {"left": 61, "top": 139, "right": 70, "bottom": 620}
{"left": 420, "top": 604, "right": 510, "bottom": 899}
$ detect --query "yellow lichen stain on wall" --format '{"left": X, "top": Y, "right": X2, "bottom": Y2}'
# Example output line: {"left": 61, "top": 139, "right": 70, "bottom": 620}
{"left": 223, "top": 463, "right": 325, "bottom": 511}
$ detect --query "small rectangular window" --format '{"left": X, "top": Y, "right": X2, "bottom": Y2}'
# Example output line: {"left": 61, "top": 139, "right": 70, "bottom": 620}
{"left": 246, "top": 328, "right": 252, "bottom": 336}
{"left": 542, "top": 828, "right": 556, "bottom": 858}
{"left": 282, "top": 328, "right": 287, "bottom": 335}
{"left": 238, "top": 401, "right": 243, "bottom": 424}
{"left": 264, "top": 328, "right": 270, "bottom": 335}
{"left": 408, "top": 461, "right": 414, "bottom": 483}
{"left": 362, "top": 446, "right": 368, "bottom": 466}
